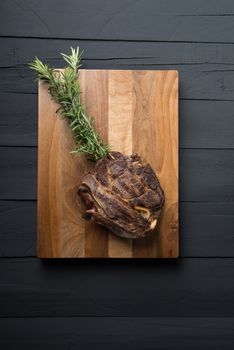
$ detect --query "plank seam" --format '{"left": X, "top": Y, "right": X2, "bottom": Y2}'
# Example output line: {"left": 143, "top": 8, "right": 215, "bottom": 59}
{"left": 0, "top": 315, "right": 234, "bottom": 319}
{"left": 2, "top": 35, "right": 234, "bottom": 45}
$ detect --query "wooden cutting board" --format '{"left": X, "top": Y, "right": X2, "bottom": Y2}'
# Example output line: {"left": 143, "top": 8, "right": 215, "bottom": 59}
{"left": 38, "top": 69, "right": 178, "bottom": 258}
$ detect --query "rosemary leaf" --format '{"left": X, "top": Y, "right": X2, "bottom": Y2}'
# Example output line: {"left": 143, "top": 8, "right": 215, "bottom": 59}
{"left": 29, "top": 47, "right": 109, "bottom": 162}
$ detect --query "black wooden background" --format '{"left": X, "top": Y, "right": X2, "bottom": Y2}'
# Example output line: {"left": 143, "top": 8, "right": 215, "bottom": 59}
{"left": 1, "top": 1, "right": 234, "bottom": 349}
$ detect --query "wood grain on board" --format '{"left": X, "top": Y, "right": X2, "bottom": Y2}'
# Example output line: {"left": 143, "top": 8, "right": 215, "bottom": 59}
{"left": 38, "top": 69, "right": 178, "bottom": 258}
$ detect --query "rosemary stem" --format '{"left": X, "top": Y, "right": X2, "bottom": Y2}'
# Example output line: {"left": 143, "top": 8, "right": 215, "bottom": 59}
{"left": 29, "top": 47, "right": 109, "bottom": 162}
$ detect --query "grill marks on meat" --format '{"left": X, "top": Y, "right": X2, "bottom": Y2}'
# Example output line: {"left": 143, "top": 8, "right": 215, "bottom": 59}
{"left": 78, "top": 152, "right": 165, "bottom": 239}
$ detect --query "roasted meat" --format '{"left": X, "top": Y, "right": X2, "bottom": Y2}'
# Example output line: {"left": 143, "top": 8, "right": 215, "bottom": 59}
{"left": 78, "top": 151, "right": 165, "bottom": 239}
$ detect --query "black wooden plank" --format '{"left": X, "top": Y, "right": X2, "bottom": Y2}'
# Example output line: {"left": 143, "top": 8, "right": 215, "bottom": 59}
{"left": 180, "top": 100, "right": 234, "bottom": 148}
{"left": 181, "top": 202, "right": 234, "bottom": 257}
{"left": 1, "top": 317, "right": 234, "bottom": 350}
{"left": 181, "top": 149, "right": 234, "bottom": 202}
{"left": 1, "top": 0, "right": 234, "bottom": 43}
{"left": 0, "top": 147, "right": 37, "bottom": 200}
{"left": 0, "top": 201, "right": 36, "bottom": 257}
{"left": 2, "top": 59, "right": 234, "bottom": 101}
{"left": 1, "top": 38, "right": 234, "bottom": 100}
{"left": 1, "top": 201, "right": 234, "bottom": 258}
{"left": 0, "top": 258, "right": 233, "bottom": 317}
{"left": 1, "top": 147, "right": 234, "bottom": 202}
{"left": 2, "top": 38, "right": 234, "bottom": 68}
{"left": 1, "top": 93, "right": 234, "bottom": 149}
{"left": 0, "top": 93, "right": 37, "bottom": 147}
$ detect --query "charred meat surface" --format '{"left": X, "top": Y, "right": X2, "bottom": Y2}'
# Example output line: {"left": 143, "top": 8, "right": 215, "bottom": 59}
{"left": 78, "top": 152, "right": 165, "bottom": 239}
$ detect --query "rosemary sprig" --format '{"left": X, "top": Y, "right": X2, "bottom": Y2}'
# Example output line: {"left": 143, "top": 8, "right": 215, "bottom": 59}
{"left": 29, "top": 47, "right": 109, "bottom": 162}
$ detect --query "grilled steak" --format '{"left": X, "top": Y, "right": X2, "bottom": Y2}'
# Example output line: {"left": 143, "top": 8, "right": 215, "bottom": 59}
{"left": 78, "top": 151, "right": 165, "bottom": 239}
